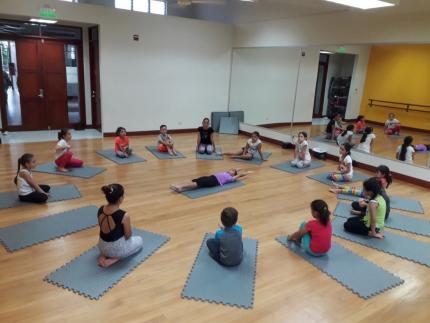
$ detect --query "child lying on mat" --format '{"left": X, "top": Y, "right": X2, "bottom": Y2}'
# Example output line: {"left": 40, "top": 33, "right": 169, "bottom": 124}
{"left": 157, "top": 124, "right": 177, "bottom": 156}
{"left": 343, "top": 178, "right": 386, "bottom": 239}
{"left": 327, "top": 143, "right": 354, "bottom": 182}
{"left": 206, "top": 207, "right": 243, "bottom": 266}
{"left": 290, "top": 131, "right": 311, "bottom": 168}
{"left": 224, "top": 131, "right": 265, "bottom": 161}
{"left": 288, "top": 200, "right": 332, "bottom": 256}
{"left": 170, "top": 168, "right": 251, "bottom": 192}
{"left": 329, "top": 165, "right": 392, "bottom": 220}
{"left": 97, "top": 183, "right": 143, "bottom": 268}
{"left": 14, "top": 153, "right": 51, "bottom": 203}
{"left": 55, "top": 128, "right": 84, "bottom": 172}
{"left": 115, "top": 127, "right": 132, "bottom": 158}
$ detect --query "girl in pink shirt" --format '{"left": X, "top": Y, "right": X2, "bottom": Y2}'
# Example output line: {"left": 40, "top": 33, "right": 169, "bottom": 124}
{"left": 170, "top": 168, "right": 251, "bottom": 192}
{"left": 115, "top": 127, "right": 132, "bottom": 158}
{"left": 288, "top": 200, "right": 332, "bottom": 256}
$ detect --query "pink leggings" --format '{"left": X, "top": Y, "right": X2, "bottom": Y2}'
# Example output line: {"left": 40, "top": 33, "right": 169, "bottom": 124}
{"left": 55, "top": 151, "right": 83, "bottom": 168}
{"left": 386, "top": 125, "right": 400, "bottom": 135}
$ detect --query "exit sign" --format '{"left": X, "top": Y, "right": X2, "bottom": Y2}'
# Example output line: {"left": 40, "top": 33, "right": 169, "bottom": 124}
{"left": 337, "top": 46, "right": 346, "bottom": 54}
{"left": 39, "top": 5, "right": 57, "bottom": 19}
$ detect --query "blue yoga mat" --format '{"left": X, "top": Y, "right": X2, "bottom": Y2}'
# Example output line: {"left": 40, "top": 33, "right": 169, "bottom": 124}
{"left": 0, "top": 205, "right": 98, "bottom": 252}
{"left": 179, "top": 181, "right": 245, "bottom": 199}
{"left": 145, "top": 146, "right": 185, "bottom": 159}
{"left": 233, "top": 152, "right": 272, "bottom": 165}
{"left": 34, "top": 162, "right": 106, "bottom": 179}
{"left": 337, "top": 194, "right": 424, "bottom": 214}
{"left": 196, "top": 148, "right": 223, "bottom": 160}
{"left": 270, "top": 161, "right": 325, "bottom": 174}
{"left": 0, "top": 184, "right": 81, "bottom": 210}
{"left": 182, "top": 233, "right": 258, "bottom": 309}
{"left": 96, "top": 150, "right": 146, "bottom": 164}
{"left": 334, "top": 202, "right": 430, "bottom": 237}
{"left": 45, "top": 229, "right": 169, "bottom": 299}
{"left": 276, "top": 237, "right": 403, "bottom": 299}
{"left": 332, "top": 217, "right": 430, "bottom": 267}
{"left": 307, "top": 172, "right": 368, "bottom": 186}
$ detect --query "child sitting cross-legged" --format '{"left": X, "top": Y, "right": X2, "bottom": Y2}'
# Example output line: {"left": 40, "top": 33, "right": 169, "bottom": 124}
{"left": 206, "top": 207, "right": 243, "bottom": 266}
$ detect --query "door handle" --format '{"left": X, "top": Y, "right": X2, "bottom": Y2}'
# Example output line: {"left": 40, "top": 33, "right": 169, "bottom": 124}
{"left": 38, "top": 89, "right": 44, "bottom": 98}
{"left": 91, "top": 90, "right": 96, "bottom": 98}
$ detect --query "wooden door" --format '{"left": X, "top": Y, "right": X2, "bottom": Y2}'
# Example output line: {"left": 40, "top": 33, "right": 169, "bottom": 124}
{"left": 89, "top": 26, "right": 101, "bottom": 130}
{"left": 16, "top": 39, "right": 47, "bottom": 130}
{"left": 42, "top": 40, "right": 68, "bottom": 129}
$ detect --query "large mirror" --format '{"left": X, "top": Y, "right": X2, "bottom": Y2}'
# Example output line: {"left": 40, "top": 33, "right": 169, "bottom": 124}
{"left": 229, "top": 44, "right": 430, "bottom": 169}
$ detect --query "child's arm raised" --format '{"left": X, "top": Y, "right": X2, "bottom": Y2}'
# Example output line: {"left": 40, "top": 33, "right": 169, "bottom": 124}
{"left": 234, "top": 170, "right": 252, "bottom": 180}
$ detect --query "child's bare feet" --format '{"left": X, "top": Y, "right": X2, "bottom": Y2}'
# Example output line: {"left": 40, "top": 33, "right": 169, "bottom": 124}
{"left": 328, "top": 188, "right": 339, "bottom": 194}
{"left": 170, "top": 184, "right": 182, "bottom": 193}
{"left": 98, "top": 256, "right": 120, "bottom": 267}
{"left": 57, "top": 167, "right": 69, "bottom": 172}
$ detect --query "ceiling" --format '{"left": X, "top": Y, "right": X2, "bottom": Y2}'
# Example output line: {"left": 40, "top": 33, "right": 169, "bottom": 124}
{"left": 166, "top": 0, "right": 430, "bottom": 24}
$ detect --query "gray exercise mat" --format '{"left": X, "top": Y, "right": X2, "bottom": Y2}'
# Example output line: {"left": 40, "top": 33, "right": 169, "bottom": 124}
{"left": 182, "top": 233, "right": 258, "bottom": 309}
{"left": 0, "top": 184, "right": 81, "bottom": 210}
{"left": 332, "top": 217, "right": 430, "bottom": 267}
{"left": 44, "top": 229, "right": 169, "bottom": 300}
{"left": 219, "top": 116, "right": 239, "bottom": 135}
{"left": 337, "top": 194, "right": 424, "bottom": 214}
{"left": 145, "top": 146, "right": 185, "bottom": 159}
{"left": 233, "top": 152, "right": 272, "bottom": 165}
{"left": 34, "top": 162, "right": 106, "bottom": 179}
{"left": 276, "top": 237, "right": 403, "bottom": 299}
{"left": 0, "top": 205, "right": 98, "bottom": 252}
{"left": 179, "top": 181, "right": 245, "bottom": 199}
{"left": 271, "top": 161, "right": 325, "bottom": 174}
{"left": 196, "top": 148, "right": 223, "bottom": 160}
{"left": 307, "top": 171, "right": 368, "bottom": 186}
{"left": 96, "top": 150, "right": 146, "bottom": 164}
{"left": 334, "top": 202, "right": 430, "bottom": 237}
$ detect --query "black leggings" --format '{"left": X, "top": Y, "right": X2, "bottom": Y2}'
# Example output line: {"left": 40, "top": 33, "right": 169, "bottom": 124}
{"left": 351, "top": 201, "right": 367, "bottom": 216}
{"left": 192, "top": 175, "right": 219, "bottom": 188}
{"left": 343, "top": 216, "right": 379, "bottom": 236}
{"left": 19, "top": 185, "right": 50, "bottom": 203}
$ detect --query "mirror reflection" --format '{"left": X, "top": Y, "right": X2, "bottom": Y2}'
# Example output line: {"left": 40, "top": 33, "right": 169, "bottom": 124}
{"left": 229, "top": 45, "right": 430, "bottom": 168}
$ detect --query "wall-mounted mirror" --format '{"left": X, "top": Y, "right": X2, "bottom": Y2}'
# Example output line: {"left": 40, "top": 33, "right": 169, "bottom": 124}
{"left": 229, "top": 44, "right": 430, "bottom": 170}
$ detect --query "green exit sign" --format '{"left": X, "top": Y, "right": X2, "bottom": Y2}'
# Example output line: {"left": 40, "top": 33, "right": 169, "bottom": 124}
{"left": 337, "top": 46, "right": 346, "bottom": 54}
{"left": 39, "top": 6, "right": 57, "bottom": 19}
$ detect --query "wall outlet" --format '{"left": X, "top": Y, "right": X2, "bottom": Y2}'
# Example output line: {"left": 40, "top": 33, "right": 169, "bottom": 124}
{"left": 178, "top": 121, "right": 182, "bottom": 125}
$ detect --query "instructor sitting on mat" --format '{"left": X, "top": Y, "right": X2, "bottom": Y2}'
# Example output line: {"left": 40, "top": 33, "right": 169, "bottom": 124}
{"left": 197, "top": 117, "right": 216, "bottom": 155}
{"left": 170, "top": 168, "right": 251, "bottom": 192}
{"left": 97, "top": 183, "right": 143, "bottom": 268}
{"left": 343, "top": 178, "right": 386, "bottom": 239}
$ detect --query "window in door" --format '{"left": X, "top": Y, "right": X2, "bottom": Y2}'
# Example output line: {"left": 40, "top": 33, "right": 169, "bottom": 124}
{"left": 0, "top": 40, "right": 22, "bottom": 126}
{"left": 64, "top": 44, "right": 80, "bottom": 124}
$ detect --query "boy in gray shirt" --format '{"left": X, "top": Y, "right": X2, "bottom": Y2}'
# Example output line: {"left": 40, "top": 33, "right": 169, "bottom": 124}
{"left": 157, "top": 124, "right": 177, "bottom": 156}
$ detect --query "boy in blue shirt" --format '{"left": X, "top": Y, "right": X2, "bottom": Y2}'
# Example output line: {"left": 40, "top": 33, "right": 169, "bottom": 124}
{"left": 206, "top": 207, "right": 243, "bottom": 266}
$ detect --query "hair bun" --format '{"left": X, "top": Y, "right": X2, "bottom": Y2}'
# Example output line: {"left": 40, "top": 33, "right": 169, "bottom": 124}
{"left": 101, "top": 185, "right": 111, "bottom": 194}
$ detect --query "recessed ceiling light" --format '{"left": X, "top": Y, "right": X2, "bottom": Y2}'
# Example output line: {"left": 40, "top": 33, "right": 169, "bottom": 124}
{"left": 30, "top": 18, "right": 58, "bottom": 24}
{"left": 324, "top": 0, "right": 398, "bottom": 10}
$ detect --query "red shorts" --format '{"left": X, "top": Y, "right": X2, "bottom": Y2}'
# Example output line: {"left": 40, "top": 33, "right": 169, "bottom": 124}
{"left": 157, "top": 144, "right": 168, "bottom": 152}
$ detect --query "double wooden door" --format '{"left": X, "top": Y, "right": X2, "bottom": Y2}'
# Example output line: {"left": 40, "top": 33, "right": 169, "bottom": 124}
{"left": 16, "top": 38, "right": 69, "bottom": 130}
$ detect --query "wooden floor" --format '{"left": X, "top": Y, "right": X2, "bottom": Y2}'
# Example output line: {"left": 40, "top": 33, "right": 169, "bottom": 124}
{"left": 0, "top": 132, "right": 429, "bottom": 323}
{"left": 273, "top": 123, "right": 430, "bottom": 167}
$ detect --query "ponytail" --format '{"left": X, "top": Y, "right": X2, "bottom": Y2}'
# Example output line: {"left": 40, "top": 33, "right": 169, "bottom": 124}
{"left": 14, "top": 153, "right": 34, "bottom": 185}
{"left": 399, "top": 136, "right": 413, "bottom": 161}
{"left": 360, "top": 127, "right": 373, "bottom": 143}
{"left": 311, "top": 199, "right": 331, "bottom": 226}
{"left": 58, "top": 128, "right": 69, "bottom": 141}
{"left": 343, "top": 142, "right": 353, "bottom": 156}
{"left": 101, "top": 183, "right": 124, "bottom": 204}
{"left": 376, "top": 165, "right": 392, "bottom": 189}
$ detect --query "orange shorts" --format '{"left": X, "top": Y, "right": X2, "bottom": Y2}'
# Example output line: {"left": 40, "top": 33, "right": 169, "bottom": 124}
{"left": 158, "top": 143, "right": 168, "bottom": 152}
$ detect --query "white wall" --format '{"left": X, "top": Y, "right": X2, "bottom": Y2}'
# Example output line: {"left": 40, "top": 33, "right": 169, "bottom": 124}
{"left": 229, "top": 47, "right": 318, "bottom": 126}
{"left": 0, "top": 0, "right": 233, "bottom": 133}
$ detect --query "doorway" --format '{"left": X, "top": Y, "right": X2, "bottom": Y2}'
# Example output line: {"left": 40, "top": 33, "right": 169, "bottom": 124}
{"left": 313, "top": 51, "right": 356, "bottom": 119}
{"left": 0, "top": 20, "right": 86, "bottom": 131}
{"left": 89, "top": 26, "right": 101, "bottom": 131}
